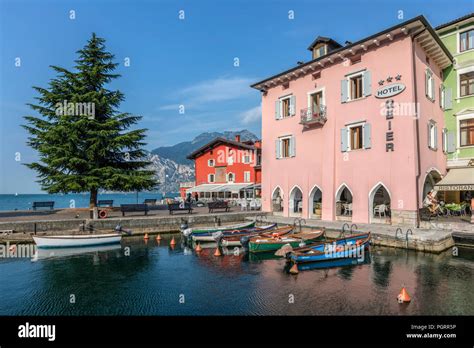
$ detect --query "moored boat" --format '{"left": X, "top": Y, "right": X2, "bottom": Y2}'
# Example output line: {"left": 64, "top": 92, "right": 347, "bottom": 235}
{"left": 285, "top": 232, "right": 371, "bottom": 263}
{"left": 182, "top": 220, "right": 256, "bottom": 237}
{"left": 219, "top": 225, "right": 293, "bottom": 247}
{"left": 248, "top": 229, "right": 325, "bottom": 253}
{"left": 33, "top": 233, "right": 122, "bottom": 249}
{"left": 192, "top": 224, "right": 277, "bottom": 242}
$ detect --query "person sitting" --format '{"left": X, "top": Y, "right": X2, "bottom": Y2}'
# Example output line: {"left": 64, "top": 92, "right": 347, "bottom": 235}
{"left": 423, "top": 191, "right": 439, "bottom": 214}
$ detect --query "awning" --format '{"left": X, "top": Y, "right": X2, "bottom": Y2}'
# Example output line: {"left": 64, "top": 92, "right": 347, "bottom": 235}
{"left": 186, "top": 183, "right": 252, "bottom": 194}
{"left": 186, "top": 184, "right": 222, "bottom": 193}
{"left": 434, "top": 167, "right": 474, "bottom": 191}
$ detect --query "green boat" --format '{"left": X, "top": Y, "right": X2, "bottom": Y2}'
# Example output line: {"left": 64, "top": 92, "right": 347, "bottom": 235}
{"left": 182, "top": 220, "right": 256, "bottom": 237}
{"left": 248, "top": 229, "right": 325, "bottom": 253}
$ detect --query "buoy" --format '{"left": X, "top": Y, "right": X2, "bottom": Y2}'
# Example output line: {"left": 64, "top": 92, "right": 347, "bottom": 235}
{"left": 289, "top": 263, "right": 299, "bottom": 275}
{"left": 397, "top": 287, "right": 411, "bottom": 303}
{"left": 170, "top": 237, "right": 176, "bottom": 246}
{"left": 214, "top": 247, "right": 221, "bottom": 256}
{"left": 144, "top": 233, "right": 149, "bottom": 240}
{"left": 195, "top": 243, "right": 202, "bottom": 252}
{"left": 156, "top": 234, "right": 162, "bottom": 241}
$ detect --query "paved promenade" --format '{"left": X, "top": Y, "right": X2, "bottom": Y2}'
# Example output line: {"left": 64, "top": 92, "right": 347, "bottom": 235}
{"left": 249, "top": 214, "right": 467, "bottom": 253}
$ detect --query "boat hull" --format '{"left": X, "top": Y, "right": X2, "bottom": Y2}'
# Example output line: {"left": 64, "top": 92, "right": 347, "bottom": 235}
{"left": 33, "top": 233, "right": 122, "bottom": 249}
{"left": 249, "top": 230, "right": 324, "bottom": 253}
{"left": 288, "top": 233, "right": 371, "bottom": 263}
{"left": 183, "top": 221, "right": 256, "bottom": 237}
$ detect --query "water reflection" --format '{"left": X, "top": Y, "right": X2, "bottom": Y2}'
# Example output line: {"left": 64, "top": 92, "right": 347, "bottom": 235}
{"left": 0, "top": 234, "right": 473, "bottom": 316}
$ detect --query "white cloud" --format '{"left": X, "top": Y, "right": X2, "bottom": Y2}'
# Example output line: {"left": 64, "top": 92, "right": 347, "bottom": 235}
{"left": 159, "top": 76, "right": 255, "bottom": 110}
{"left": 241, "top": 105, "right": 261, "bottom": 125}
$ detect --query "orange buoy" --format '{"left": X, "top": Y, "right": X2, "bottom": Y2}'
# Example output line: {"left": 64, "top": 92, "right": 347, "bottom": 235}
{"left": 214, "top": 247, "right": 221, "bottom": 256}
{"left": 170, "top": 237, "right": 176, "bottom": 246}
{"left": 195, "top": 243, "right": 202, "bottom": 252}
{"left": 156, "top": 234, "right": 162, "bottom": 241}
{"left": 144, "top": 233, "right": 149, "bottom": 240}
{"left": 397, "top": 287, "right": 411, "bottom": 303}
{"left": 289, "top": 263, "right": 299, "bottom": 275}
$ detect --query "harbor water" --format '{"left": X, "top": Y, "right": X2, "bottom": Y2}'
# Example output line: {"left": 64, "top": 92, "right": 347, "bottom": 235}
{"left": 0, "top": 234, "right": 473, "bottom": 315}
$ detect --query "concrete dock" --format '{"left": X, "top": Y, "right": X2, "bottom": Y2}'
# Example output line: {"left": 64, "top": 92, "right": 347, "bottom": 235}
{"left": 250, "top": 215, "right": 465, "bottom": 253}
{"left": 0, "top": 208, "right": 263, "bottom": 244}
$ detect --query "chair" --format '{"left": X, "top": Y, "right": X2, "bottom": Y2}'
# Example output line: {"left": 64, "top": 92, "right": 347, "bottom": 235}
{"left": 344, "top": 203, "right": 352, "bottom": 216}
{"left": 249, "top": 200, "right": 256, "bottom": 210}
{"left": 240, "top": 200, "right": 248, "bottom": 211}
{"left": 374, "top": 204, "right": 387, "bottom": 218}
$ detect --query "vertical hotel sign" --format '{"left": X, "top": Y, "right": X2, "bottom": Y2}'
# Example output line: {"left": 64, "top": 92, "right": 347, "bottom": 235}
{"left": 376, "top": 75, "right": 405, "bottom": 152}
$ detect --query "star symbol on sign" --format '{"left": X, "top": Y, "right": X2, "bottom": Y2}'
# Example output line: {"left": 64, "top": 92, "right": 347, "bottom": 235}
{"left": 386, "top": 76, "right": 393, "bottom": 83}
{"left": 395, "top": 74, "right": 402, "bottom": 81}
{"left": 378, "top": 80, "right": 385, "bottom": 86}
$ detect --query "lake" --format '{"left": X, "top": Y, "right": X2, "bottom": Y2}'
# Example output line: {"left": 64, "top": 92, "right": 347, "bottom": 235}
{"left": 0, "top": 234, "right": 473, "bottom": 315}
{"left": 0, "top": 193, "right": 178, "bottom": 211}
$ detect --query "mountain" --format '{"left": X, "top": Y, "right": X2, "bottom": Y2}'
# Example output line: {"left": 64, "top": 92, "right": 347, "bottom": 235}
{"left": 147, "top": 130, "right": 259, "bottom": 193}
{"left": 151, "top": 129, "right": 259, "bottom": 165}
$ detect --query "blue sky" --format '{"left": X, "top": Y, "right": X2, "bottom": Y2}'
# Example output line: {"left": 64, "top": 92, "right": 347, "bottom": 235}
{"left": 0, "top": 0, "right": 471, "bottom": 193}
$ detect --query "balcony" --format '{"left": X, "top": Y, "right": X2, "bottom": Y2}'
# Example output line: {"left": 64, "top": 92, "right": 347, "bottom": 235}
{"left": 300, "top": 105, "right": 327, "bottom": 128}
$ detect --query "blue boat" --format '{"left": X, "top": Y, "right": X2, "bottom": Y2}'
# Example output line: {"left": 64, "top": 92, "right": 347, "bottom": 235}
{"left": 294, "top": 251, "right": 371, "bottom": 272}
{"left": 287, "top": 232, "right": 371, "bottom": 263}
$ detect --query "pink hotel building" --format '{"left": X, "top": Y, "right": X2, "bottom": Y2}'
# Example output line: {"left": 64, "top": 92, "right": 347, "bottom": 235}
{"left": 251, "top": 16, "right": 453, "bottom": 226}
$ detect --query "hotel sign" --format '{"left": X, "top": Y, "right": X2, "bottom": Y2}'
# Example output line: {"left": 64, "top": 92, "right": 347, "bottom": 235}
{"left": 375, "top": 83, "right": 406, "bottom": 99}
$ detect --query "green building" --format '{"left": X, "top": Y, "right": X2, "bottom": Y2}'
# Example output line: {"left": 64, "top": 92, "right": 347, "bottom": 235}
{"left": 435, "top": 13, "right": 474, "bottom": 208}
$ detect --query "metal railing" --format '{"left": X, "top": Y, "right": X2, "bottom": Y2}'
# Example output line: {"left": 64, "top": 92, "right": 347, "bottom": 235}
{"left": 300, "top": 105, "right": 327, "bottom": 126}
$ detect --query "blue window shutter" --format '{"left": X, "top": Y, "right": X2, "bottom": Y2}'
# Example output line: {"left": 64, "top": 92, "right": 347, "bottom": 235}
{"left": 444, "top": 88, "right": 452, "bottom": 110}
{"left": 290, "top": 136, "right": 296, "bottom": 157}
{"left": 363, "top": 71, "right": 371, "bottom": 96}
{"left": 431, "top": 77, "right": 435, "bottom": 102}
{"left": 275, "top": 100, "right": 281, "bottom": 119}
{"left": 447, "top": 131, "right": 456, "bottom": 153}
{"left": 289, "top": 96, "right": 296, "bottom": 116}
{"left": 363, "top": 123, "right": 372, "bottom": 149}
{"left": 340, "top": 128, "right": 348, "bottom": 152}
{"left": 275, "top": 139, "right": 280, "bottom": 159}
{"left": 341, "top": 79, "right": 348, "bottom": 103}
{"left": 425, "top": 70, "right": 429, "bottom": 98}
{"left": 427, "top": 123, "right": 431, "bottom": 148}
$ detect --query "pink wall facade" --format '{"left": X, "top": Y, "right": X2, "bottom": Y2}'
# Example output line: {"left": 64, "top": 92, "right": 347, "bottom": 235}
{"left": 260, "top": 34, "right": 446, "bottom": 225}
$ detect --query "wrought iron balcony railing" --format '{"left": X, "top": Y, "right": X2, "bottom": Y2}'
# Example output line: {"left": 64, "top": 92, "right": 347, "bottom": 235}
{"left": 300, "top": 105, "right": 327, "bottom": 127}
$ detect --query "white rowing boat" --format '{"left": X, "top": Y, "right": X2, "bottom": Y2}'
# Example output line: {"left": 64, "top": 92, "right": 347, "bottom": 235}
{"left": 33, "top": 233, "right": 122, "bottom": 248}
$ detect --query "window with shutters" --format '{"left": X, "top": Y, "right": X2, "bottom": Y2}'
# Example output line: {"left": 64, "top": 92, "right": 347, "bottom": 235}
{"left": 350, "top": 74, "right": 363, "bottom": 100}
{"left": 426, "top": 69, "right": 435, "bottom": 101}
{"left": 460, "top": 118, "right": 474, "bottom": 147}
{"left": 349, "top": 125, "right": 363, "bottom": 150}
{"left": 208, "top": 159, "right": 215, "bottom": 167}
{"left": 244, "top": 171, "right": 251, "bottom": 183}
{"left": 342, "top": 70, "right": 370, "bottom": 103}
{"left": 459, "top": 29, "right": 474, "bottom": 53}
{"left": 460, "top": 71, "right": 474, "bottom": 97}
{"left": 276, "top": 136, "right": 294, "bottom": 158}
{"left": 281, "top": 137, "right": 291, "bottom": 157}
{"left": 208, "top": 174, "right": 215, "bottom": 183}
{"left": 341, "top": 122, "right": 371, "bottom": 152}
{"left": 227, "top": 172, "right": 235, "bottom": 183}
{"left": 428, "top": 121, "right": 437, "bottom": 150}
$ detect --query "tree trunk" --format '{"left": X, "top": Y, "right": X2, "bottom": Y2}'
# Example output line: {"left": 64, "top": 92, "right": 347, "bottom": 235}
{"left": 89, "top": 188, "right": 98, "bottom": 208}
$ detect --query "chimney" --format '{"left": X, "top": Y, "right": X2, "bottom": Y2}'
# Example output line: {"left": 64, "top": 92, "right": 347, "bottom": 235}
{"left": 235, "top": 135, "right": 241, "bottom": 143}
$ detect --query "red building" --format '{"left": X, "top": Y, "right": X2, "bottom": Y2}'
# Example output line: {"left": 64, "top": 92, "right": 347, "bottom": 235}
{"left": 183, "top": 135, "right": 261, "bottom": 200}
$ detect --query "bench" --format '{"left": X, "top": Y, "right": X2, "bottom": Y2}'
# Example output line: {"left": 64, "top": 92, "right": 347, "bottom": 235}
{"left": 32, "top": 201, "right": 55, "bottom": 210}
{"left": 97, "top": 200, "right": 114, "bottom": 207}
{"left": 168, "top": 203, "right": 193, "bottom": 215}
{"left": 120, "top": 204, "right": 149, "bottom": 216}
{"left": 208, "top": 201, "right": 230, "bottom": 213}
{"left": 144, "top": 199, "right": 157, "bottom": 205}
